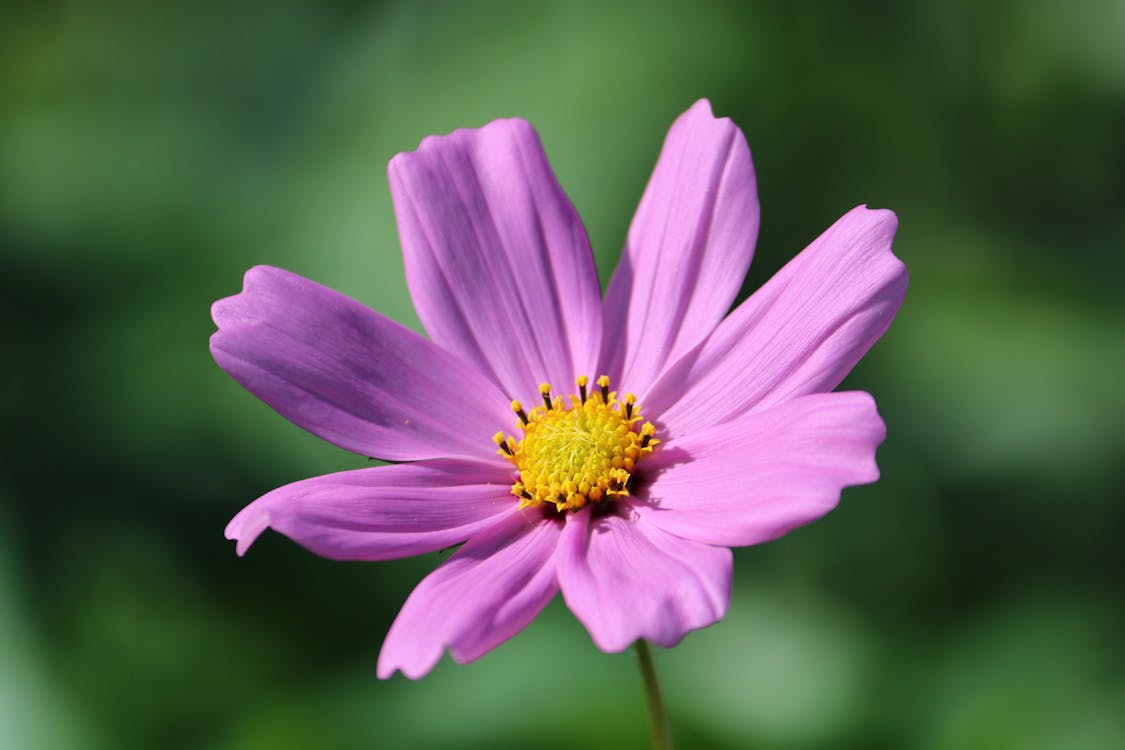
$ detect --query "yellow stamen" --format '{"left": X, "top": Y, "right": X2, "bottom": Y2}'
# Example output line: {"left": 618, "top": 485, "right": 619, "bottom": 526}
{"left": 492, "top": 432, "right": 513, "bottom": 456}
{"left": 494, "top": 376, "right": 660, "bottom": 512}
{"left": 597, "top": 374, "right": 610, "bottom": 401}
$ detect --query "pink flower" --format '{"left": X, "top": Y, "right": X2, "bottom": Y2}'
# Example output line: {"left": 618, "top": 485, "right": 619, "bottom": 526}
{"left": 211, "top": 100, "right": 907, "bottom": 679}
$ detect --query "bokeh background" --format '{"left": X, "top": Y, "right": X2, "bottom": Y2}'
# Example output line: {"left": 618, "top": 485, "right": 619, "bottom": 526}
{"left": 3, "top": 0, "right": 1124, "bottom": 748}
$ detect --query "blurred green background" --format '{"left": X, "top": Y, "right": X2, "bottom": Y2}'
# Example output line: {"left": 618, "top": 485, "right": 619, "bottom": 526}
{"left": 3, "top": 0, "right": 1124, "bottom": 748}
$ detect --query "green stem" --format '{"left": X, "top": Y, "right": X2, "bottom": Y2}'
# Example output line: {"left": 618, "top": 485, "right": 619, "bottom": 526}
{"left": 634, "top": 639, "right": 673, "bottom": 750}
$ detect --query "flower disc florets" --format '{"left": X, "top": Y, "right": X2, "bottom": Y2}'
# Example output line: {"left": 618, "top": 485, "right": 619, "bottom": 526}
{"left": 493, "top": 375, "right": 658, "bottom": 511}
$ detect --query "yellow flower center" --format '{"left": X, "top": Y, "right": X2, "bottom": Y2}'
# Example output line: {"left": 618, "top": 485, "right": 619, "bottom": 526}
{"left": 493, "top": 375, "right": 659, "bottom": 512}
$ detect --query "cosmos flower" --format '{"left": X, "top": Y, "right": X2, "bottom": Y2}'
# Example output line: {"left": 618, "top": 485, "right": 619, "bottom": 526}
{"left": 211, "top": 100, "right": 907, "bottom": 679}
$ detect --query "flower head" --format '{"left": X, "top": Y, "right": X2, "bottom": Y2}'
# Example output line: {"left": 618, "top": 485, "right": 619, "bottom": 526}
{"left": 211, "top": 100, "right": 907, "bottom": 679}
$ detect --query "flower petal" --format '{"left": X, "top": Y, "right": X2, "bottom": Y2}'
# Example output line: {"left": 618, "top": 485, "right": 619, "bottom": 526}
{"left": 389, "top": 118, "right": 602, "bottom": 404}
{"left": 377, "top": 513, "right": 561, "bottom": 680}
{"left": 646, "top": 205, "right": 907, "bottom": 438}
{"left": 634, "top": 392, "right": 885, "bottom": 547}
{"left": 557, "top": 508, "right": 731, "bottom": 653}
{"left": 211, "top": 266, "right": 512, "bottom": 462}
{"left": 224, "top": 459, "right": 517, "bottom": 559}
{"left": 600, "top": 99, "right": 759, "bottom": 396}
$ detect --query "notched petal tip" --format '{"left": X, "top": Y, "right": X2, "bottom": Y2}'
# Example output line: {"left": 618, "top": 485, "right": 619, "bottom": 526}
{"left": 683, "top": 97, "right": 717, "bottom": 116}
{"left": 210, "top": 265, "right": 289, "bottom": 328}
{"left": 209, "top": 298, "right": 229, "bottom": 328}
{"left": 378, "top": 632, "right": 498, "bottom": 679}
{"left": 853, "top": 204, "right": 910, "bottom": 306}
{"left": 387, "top": 119, "right": 547, "bottom": 195}
{"left": 558, "top": 512, "right": 732, "bottom": 653}
{"left": 388, "top": 117, "right": 540, "bottom": 173}
{"left": 835, "top": 389, "right": 888, "bottom": 484}
{"left": 209, "top": 287, "right": 244, "bottom": 329}
{"left": 224, "top": 503, "right": 271, "bottom": 557}
{"left": 376, "top": 650, "right": 440, "bottom": 681}
{"left": 854, "top": 202, "right": 897, "bottom": 221}
{"left": 840, "top": 204, "right": 900, "bottom": 246}
{"left": 859, "top": 390, "right": 890, "bottom": 442}
{"left": 851, "top": 202, "right": 902, "bottom": 245}
{"left": 679, "top": 98, "right": 751, "bottom": 143}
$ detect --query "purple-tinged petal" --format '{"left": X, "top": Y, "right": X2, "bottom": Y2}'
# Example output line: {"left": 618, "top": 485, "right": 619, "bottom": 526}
{"left": 389, "top": 118, "right": 602, "bottom": 405}
{"left": 225, "top": 459, "right": 517, "bottom": 559}
{"left": 600, "top": 99, "right": 759, "bottom": 397}
{"left": 634, "top": 392, "right": 884, "bottom": 547}
{"left": 377, "top": 512, "right": 561, "bottom": 680}
{"left": 557, "top": 508, "right": 731, "bottom": 653}
{"left": 211, "top": 266, "right": 512, "bottom": 462}
{"left": 646, "top": 206, "right": 907, "bottom": 438}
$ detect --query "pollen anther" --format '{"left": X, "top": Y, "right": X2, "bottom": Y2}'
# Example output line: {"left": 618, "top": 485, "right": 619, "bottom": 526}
{"left": 577, "top": 375, "right": 589, "bottom": 404}
{"left": 597, "top": 374, "right": 610, "bottom": 400}
{"left": 494, "top": 375, "right": 660, "bottom": 512}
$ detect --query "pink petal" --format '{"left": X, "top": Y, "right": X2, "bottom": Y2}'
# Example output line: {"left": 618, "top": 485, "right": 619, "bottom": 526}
{"left": 377, "top": 513, "right": 562, "bottom": 680}
{"left": 557, "top": 508, "right": 732, "bottom": 653}
{"left": 389, "top": 118, "right": 602, "bottom": 405}
{"left": 633, "top": 392, "right": 885, "bottom": 547}
{"left": 646, "top": 206, "right": 907, "bottom": 438}
{"left": 211, "top": 266, "right": 512, "bottom": 462}
{"left": 224, "top": 459, "right": 518, "bottom": 559}
{"left": 600, "top": 99, "right": 759, "bottom": 397}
